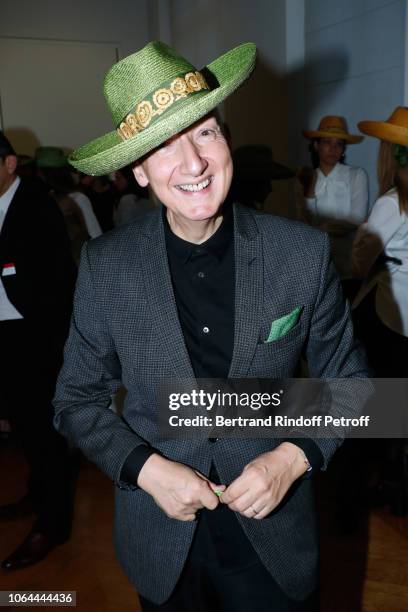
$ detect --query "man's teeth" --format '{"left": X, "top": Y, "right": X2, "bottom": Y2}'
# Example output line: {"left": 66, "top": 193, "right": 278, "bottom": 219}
{"left": 178, "top": 177, "right": 211, "bottom": 192}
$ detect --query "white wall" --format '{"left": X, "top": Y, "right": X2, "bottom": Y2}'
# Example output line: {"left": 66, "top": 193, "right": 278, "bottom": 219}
{"left": 147, "top": 0, "right": 173, "bottom": 45}
{"left": 300, "top": 0, "right": 406, "bottom": 204}
{"left": 0, "top": 0, "right": 149, "bottom": 57}
{"left": 0, "top": 0, "right": 150, "bottom": 154}
{"left": 0, "top": 39, "right": 121, "bottom": 154}
{"left": 169, "top": 0, "right": 290, "bottom": 215}
{"left": 169, "top": 0, "right": 288, "bottom": 142}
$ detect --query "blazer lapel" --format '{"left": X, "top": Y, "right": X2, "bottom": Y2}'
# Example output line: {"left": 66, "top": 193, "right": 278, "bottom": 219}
{"left": 229, "top": 205, "right": 264, "bottom": 377}
{"left": 138, "top": 208, "right": 195, "bottom": 378}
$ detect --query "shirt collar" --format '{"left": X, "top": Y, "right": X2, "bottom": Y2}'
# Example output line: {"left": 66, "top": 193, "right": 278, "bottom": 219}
{"left": 163, "top": 203, "right": 233, "bottom": 263}
{"left": 317, "top": 162, "right": 340, "bottom": 182}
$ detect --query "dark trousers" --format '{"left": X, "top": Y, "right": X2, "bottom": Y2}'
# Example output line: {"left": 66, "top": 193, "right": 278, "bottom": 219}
{"left": 1, "top": 319, "right": 77, "bottom": 540}
{"left": 140, "top": 505, "right": 319, "bottom": 612}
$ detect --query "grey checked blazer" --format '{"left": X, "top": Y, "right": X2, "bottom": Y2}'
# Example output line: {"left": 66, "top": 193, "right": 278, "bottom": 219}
{"left": 54, "top": 204, "right": 368, "bottom": 604}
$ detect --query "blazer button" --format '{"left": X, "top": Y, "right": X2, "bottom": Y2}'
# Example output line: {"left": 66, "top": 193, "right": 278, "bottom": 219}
{"left": 209, "top": 437, "right": 218, "bottom": 443}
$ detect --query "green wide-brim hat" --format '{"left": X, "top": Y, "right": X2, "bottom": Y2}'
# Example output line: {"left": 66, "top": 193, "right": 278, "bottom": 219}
{"left": 69, "top": 40, "right": 257, "bottom": 176}
{"left": 36, "top": 146, "right": 68, "bottom": 168}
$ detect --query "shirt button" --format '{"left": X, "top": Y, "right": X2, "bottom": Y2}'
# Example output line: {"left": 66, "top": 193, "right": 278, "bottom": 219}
{"left": 209, "top": 437, "right": 218, "bottom": 443}
{"left": 203, "top": 326, "right": 210, "bottom": 334}
{"left": 198, "top": 271, "right": 205, "bottom": 278}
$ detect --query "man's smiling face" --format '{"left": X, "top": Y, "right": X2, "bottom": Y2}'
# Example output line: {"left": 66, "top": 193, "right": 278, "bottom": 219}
{"left": 133, "top": 114, "right": 233, "bottom": 223}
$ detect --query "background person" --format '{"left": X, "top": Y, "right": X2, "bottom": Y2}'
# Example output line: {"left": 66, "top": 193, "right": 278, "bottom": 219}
{"left": 353, "top": 107, "right": 408, "bottom": 376}
{"left": 0, "top": 132, "right": 78, "bottom": 570}
{"left": 79, "top": 173, "right": 116, "bottom": 232}
{"left": 36, "top": 146, "right": 102, "bottom": 238}
{"left": 352, "top": 106, "right": 408, "bottom": 517}
{"left": 230, "top": 144, "right": 294, "bottom": 210}
{"left": 112, "top": 164, "right": 154, "bottom": 226}
{"left": 297, "top": 116, "right": 369, "bottom": 299}
{"left": 36, "top": 146, "right": 102, "bottom": 262}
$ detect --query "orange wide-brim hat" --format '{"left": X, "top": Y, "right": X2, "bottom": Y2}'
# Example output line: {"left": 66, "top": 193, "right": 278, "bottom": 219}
{"left": 303, "top": 115, "right": 363, "bottom": 144}
{"left": 358, "top": 107, "right": 408, "bottom": 146}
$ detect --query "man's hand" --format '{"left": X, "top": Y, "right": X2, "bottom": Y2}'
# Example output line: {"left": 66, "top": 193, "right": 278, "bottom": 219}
{"left": 220, "top": 443, "right": 309, "bottom": 520}
{"left": 137, "top": 454, "right": 224, "bottom": 521}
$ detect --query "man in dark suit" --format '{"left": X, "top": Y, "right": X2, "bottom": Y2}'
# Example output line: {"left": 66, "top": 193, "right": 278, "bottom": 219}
{"left": 0, "top": 133, "right": 77, "bottom": 570}
{"left": 54, "top": 42, "right": 368, "bottom": 610}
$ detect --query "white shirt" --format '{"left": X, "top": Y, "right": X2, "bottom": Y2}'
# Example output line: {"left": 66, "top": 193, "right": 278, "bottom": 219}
{"left": 298, "top": 163, "right": 369, "bottom": 278}
{"left": 352, "top": 188, "right": 408, "bottom": 336}
{"left": 0, "top": 176, "right": 23, "bottom": 320}
{"left": 70, "top": 191, "right": 102, "bottom": 238}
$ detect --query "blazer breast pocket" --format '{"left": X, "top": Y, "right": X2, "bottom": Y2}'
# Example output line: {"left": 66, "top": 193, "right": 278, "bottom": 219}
{"left": 250, "top": 322, "right": 303, "bottom": 377}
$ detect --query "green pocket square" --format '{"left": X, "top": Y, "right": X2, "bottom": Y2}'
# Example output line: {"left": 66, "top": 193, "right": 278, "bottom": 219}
{"left": 265, "top": 306, "right": 303, "bottom": 343}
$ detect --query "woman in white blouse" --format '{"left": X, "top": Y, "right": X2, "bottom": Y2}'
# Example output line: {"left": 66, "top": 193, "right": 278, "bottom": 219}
{"left": 298, "top": 116, "right": 369, "bottom": 298}
{"left": 352, "top": 109, "right": 408, "bottom": 517}
{"left": 353, "top": 107, "right": 408, "bottom": 376}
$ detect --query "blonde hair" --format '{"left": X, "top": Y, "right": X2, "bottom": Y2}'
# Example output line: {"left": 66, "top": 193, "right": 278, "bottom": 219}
{"left": 377, "top": 140, "right": 408, "bottom": 214}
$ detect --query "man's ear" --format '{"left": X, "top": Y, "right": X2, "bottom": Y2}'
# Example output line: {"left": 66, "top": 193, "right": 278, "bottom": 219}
{"left": 132, "top": 162, "right": 149, "bottom": 187}
{"left": 5, "top": 155, "right": 17, "bottom": 175}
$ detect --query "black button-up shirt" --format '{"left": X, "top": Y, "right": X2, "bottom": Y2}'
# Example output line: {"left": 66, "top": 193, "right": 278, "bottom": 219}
{"left": 164, "top": 205, "right": 234, "bottom": 379}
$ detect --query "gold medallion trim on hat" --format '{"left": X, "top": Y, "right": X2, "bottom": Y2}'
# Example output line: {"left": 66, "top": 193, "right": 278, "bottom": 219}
{"left": 117, "top": 70, "right": 210, "bottom": 141}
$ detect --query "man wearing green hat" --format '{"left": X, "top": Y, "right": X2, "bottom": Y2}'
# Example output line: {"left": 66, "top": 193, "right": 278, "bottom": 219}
{"left": 54, "top": 41, "right": 368, "bottom": 610}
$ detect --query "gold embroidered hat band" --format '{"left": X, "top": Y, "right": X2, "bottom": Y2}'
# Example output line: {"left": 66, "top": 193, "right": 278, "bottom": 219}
{"left": 303, "top": 115, "right": 363, "bottom": 144}
{"left": 117, "top": 71, "right": 209, "bottom": 141}
{"left": 68, "top": 40, "right": 257, "bottom": 176}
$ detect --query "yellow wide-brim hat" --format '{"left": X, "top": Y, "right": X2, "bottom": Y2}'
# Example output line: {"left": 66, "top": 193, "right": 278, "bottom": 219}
{"left": 303, "top": 115, "right": 363, "bottom": 144}
{"left": 69, "top": 40, "right": 257, "bottom": 176}
{"left": 358, "top": 107, "right": 408, "bottom": 146}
